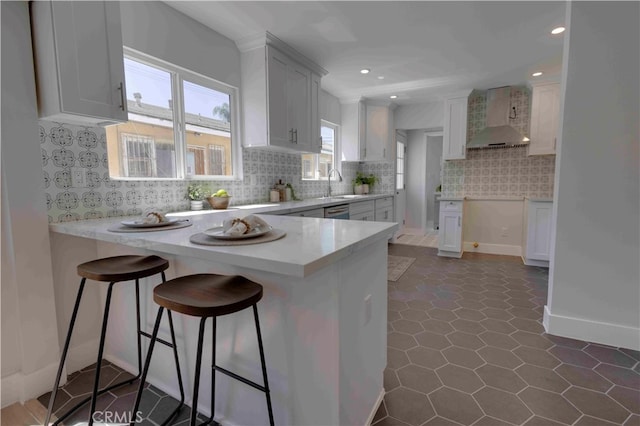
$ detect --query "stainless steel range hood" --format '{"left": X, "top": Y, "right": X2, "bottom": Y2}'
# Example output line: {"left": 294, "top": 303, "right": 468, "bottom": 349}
{"left": 467, "top": 87, "right": 529, "bottom": 149}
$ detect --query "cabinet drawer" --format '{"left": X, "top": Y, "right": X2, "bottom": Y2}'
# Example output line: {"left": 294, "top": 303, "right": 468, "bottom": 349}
{"left": 349, "top": 200, "right": 375, "bottom": 216}
{"left": 375, "top": 196, "right": 393, "bottom": 210}
{"left": 375, "top": 207, "right": 393, "bottom": 222}
{"left": 350, "top": 211, "right": 374, "bottom": 221}
{"left": 287, "top": 208, "right": 324, "bottom": 218}
{"left": 440, "top": 200, "right": 462, "bottom": 212}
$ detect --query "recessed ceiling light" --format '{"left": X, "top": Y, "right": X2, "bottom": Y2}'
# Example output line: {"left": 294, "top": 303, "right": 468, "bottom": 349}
{"left": 390, "top": 95, "right": 398, "bottom": 99}
{"left": 551, "top": 26, "right": 566, "bottom": 35}
{"left": 360, "top": 69, "right": 370, "bottom": 74}
{"left": 377, "top": 76, "right": 385, "bottom": 80}
{"left": 532, "top": 72, "right": 543, "bottom": 77}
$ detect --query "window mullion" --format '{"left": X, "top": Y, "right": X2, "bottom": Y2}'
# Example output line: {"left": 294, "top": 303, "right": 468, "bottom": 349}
{"left": 173, "top": 72, "right": 186, "bottom": 179}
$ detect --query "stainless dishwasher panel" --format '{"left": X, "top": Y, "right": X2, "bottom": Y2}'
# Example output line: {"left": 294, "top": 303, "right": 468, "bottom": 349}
{"left": 324, "top": 204, "right": 350, "bottom": 220}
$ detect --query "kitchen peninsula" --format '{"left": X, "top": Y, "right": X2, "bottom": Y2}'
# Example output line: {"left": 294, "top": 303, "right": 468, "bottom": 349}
{"left": 49, "top": 210, "right": 397, "bottom": 426}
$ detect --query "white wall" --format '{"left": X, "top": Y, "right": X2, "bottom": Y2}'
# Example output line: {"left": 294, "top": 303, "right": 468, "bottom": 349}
{"left": 425, "top": 135, "right": 442, "bottom": 229}
{"left": 321, "top": 90, "right": 341, "bottom": 125}
{"left": 394, "top": 101, "right": 443, "bottom": 130}
{"left": 463, "top": 200, "right": 524, "bottom": 256}
{"left": 405, "top": 130, "right": 426, "bottom": 231}
{"left": 545, "top": 2, "right": 640, "bottom": 350}
{"left": 1, "top": 1, "right": 61, "bottom": 406}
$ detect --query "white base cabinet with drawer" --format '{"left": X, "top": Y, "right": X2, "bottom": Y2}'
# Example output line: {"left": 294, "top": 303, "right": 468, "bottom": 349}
{"left": 374, "top": 196, "right": 394, "bottom": 222}
{"left": 350, "top": 200, "right": 375, "bottom": 221}
{"left": 438, "top": 200, "right": 464, "bottom": 258}
{"left": 522, "top": 200, "right": 553, "bottom": 267}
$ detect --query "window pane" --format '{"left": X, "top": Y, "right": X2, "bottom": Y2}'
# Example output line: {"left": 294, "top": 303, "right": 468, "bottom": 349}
{"left": 303, "top": 124, "right": 336, "bottom": 180}
{"left": 183, "top": 80, "right": 233, "bottom": 177}
{"left": 396, "top": 174, "right": 404, "bottom": 189}
{"left": 397, "top": 141, "right": 404, "bottom": 159}
{"left": 396, "top": 140, "right": 405, "bottom": 190}
{"left": 397, "top": 158, "right": 404, "bottom": 174}
{"left": 106, "top": 58, "right": 177, "bottom": 178}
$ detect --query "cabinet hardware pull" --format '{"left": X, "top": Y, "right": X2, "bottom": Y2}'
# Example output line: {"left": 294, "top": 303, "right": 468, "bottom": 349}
{"left": 458, "top": 216, "right": 461, "bottom": 227}
{"left": 118, "top": 82, "right": 125, "bottom": 111}
{"left": 289, "top": 128, "right": 294, "bottom": 143}
{"left": 553, "top": 137, "right": 557, "bottom": 150}
{"left": 383, "top": 148, "right": 386, "bottom": 158}
{"left": 294, "top": 129, "right": 298, "bottom": 144}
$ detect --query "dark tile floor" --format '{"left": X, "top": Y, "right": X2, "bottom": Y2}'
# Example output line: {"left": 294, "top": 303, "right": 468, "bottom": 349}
{"left": 374, "top": 244, "right": 640, "bottom": 426}
{"left": 39, "top": 244, "right": 640, "bottom": 425}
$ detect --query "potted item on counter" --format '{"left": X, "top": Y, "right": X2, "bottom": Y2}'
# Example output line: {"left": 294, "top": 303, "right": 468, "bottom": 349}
{"left": 353, "top": 172, "right": 379, "bottom": 195}
{"left": 186, "top": 184, "right": 209, "bottom": 210}
{"left": 207, "top": 188, "right": 231, "bottom": 209}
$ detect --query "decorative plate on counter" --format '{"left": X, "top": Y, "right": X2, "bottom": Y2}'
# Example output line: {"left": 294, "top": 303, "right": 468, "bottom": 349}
{"left": 120, "top": 218, "right": 181, "bottom": 228}
{"left": 204, "top": 225, "right": 273, "bottom": 240}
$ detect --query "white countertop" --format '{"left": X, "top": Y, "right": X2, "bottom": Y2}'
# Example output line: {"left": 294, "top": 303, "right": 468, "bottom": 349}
{"left": 50, "top": 197, "right": 398, "bottom": 278}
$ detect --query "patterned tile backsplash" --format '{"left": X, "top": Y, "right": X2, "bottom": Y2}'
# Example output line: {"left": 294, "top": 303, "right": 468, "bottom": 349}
{"left": 40, "top": 121, "right": 393, "bottom": 222}
{"left": 442, "top": 146, "right": 555, "bottom": 198}
{"left": 442, "top": 86, "right": 555, "bottom": 199}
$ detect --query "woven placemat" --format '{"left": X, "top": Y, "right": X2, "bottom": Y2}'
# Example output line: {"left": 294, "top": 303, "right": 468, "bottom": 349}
{"left": 190, "top": 229, "right": 286, "bottom": 246}
{"left": 108, "top": 220, "right": 192, "bottom": 233}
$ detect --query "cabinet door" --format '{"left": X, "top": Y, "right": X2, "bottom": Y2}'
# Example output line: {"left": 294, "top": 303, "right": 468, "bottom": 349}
{"left": 288, "top": 63, "right": 310, "bottom": 149}
{"left": 309, "top": 73, "right": 322, "bottom": 153}
{"left": 443, "top": 97, "right": 468, "bottom": 160}
{"left": 529, "top": 83, "right": 560, "bottom": 156}
{"left": 526, "top": 202, "right": 553, "bottom": 260}
{"left": 267, "top": 48, "right": 292, "bottom": 148}
{"left": 439, "top": 211, "right": 462, "bottom": 252}
{"left": 375, "top": 207, "right": 393, "bottom": 222}
{"left": 351, "top": 211, "right": 374, "bottom": 221}
{"left": 47, "top": 1, "right": 127, "bottom": 122}
{"left": 364, "top": 104, "right": 389, "bottom": 160}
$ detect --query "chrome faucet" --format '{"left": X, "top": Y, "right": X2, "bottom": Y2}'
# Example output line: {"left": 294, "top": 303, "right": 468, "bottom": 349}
{"left": 327, "top": 168, "right": 343, "bottom": 197}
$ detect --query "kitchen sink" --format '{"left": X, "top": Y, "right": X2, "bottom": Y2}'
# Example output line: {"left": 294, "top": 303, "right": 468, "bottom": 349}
{"left": 334, "top": 195, "right": 369, "bottom": 199}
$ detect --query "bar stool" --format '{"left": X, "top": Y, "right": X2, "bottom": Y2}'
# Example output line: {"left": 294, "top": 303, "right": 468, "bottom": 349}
{"left": 45, "top": 255, "right": 185, "bottom": 426}
{"left": 131, "top": 274, "right": 274, "bottom": 426}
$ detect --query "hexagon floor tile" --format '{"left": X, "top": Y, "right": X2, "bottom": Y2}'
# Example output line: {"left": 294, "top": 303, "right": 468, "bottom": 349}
{"left": 374, "top": 245, "right": 639, "bottom": 425}
{"left": 37, "top": 244, "right": 639, "bottom": 426}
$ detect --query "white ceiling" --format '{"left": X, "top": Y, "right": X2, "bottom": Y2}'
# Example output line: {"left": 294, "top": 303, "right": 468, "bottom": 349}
{"left": 165, "top": 1, "right": 566, "bottom": 104}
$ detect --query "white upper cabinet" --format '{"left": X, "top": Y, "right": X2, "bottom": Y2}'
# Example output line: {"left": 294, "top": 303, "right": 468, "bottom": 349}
{"left": 528, "top": 82, "right": 560, "bottom": 156}
{"left": 31, "top": 1, "right": 128, "bottom": 126}
{"left": 239, "top": 33, "right": 327, "bottom": 153}
{"left": 341, "top": 101, "right": 392, "bottom": 161}
{"left": 442, "top": 92, "right": 471, "bottom": 160}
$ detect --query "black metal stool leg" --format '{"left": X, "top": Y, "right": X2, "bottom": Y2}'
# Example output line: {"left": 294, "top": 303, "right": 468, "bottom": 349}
{"left": 191, "top": 317, "right": 207, "bottom": 426}
{"left": 161, "top": 310, "right": 185, "bottom": 426}
{"left": 253, "top": 304, "right": 274, "bottom": 426}
{"left": 200, "top": 317, "right": 217, "bottom": 426}
{"left": 130, "top": 306, "right": 164, "bottom": 425}
{"left": 88, "top": 282, "right": 116, "bottom": 426}
{"left": 135, "top": 279, "right": 142, "bottom": 374}
{"left": 45, "top": 278, "right": 86, "bottom": 426}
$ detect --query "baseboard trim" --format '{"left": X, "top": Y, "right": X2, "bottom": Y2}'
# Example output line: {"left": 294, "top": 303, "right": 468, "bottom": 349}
{"left": 522, "top": 257, "right": 549, "bottom": 267}
{"left": 463, "top": 242, "right": 521, "bottom": 257}
{"left": 366, "top": 388, "right": 385, "bottom": 426}
{"left": 1, "top": 361, "right": 59, "bottom": 408}
{"left": 544, "top": 305, "right": 640, "bottom": 351}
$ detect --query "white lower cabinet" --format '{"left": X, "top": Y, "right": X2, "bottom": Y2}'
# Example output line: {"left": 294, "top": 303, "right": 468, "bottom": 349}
{"left": 438, "top": 200, "right": 464, "bottom": 258}
{"left": 350, "top": 200, "right": 375, "bottom": 221}
{"left": 523, "top": 200, "right": 553, "bottom": 267}
{"left": 374, "top": 196, "right": 394, "bottom": 222}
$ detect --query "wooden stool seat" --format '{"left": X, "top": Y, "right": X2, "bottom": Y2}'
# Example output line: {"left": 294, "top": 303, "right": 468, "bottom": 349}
{"left": 77, "top": 255, "right": 169, "bottom": 282}
{"left": 153, "top": 274, "right": 263, "bottom": 317}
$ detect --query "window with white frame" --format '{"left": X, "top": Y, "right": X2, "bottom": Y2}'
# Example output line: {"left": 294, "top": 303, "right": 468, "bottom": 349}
{"left": 301, "top": 121, "right": 338, "bottom": 180}
{"left": 396, "top": 140, "right": 405, "bottom": 190}
{"left": 106, "top": 50, "right": 240, "bottom": 180}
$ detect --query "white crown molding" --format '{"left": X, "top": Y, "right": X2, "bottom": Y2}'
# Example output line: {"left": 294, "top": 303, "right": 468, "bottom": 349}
{"left": 236, "top": 31, "right": 328, "bottom": 76}
{"left": 527, "top": 74, "right": 562, "bottom": 88}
